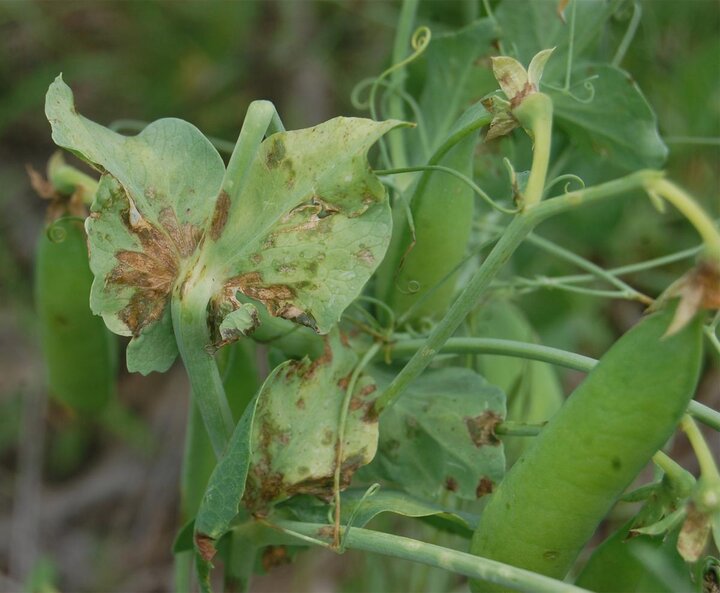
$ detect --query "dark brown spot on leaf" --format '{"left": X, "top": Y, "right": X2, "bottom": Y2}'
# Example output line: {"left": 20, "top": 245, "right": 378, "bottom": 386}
{"left": 194, "top": 533, "right": 217, "bottom": 563}
{"left": 445, "top": 477, "right": 458, "bottom": 492}
{"left": 261, "top": 546, "right": 291, "bottom": 572}
{"left": 209, "top": 190, "right": 230, "bottom": 241}
{"left": 476, "top": 477, "right": 494, "bottom": 498}
{"left": 266, "top": 137, "right": 286, "bottom": 169}
{"left": 466, "top": 411, "right": 502, "bottom": 447}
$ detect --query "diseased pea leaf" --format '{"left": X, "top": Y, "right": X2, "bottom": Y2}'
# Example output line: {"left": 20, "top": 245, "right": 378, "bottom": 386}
{"left": 242, "top": 331, "right": 379, "bottom": 513}
{"left": 194, "top": 331, "right": 379, "bottom": 565}
{"left": 47, "top": 80, "right": 225, "bottom": 373}
{"left": 362, "top": 366, "right": 506, "bottom": 501}
{"left": 46, "top": 77, "right": 402, "bottom": 373}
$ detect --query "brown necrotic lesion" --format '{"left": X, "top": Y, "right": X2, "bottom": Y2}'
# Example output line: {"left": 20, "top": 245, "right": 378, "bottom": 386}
{"left": 105, "top": 193, "right": 202, "bottom": 336}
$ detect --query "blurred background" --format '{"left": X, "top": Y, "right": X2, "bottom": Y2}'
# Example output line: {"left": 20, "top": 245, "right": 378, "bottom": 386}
{"left": 0, "top": 1, "right": 718, "bottom": 592}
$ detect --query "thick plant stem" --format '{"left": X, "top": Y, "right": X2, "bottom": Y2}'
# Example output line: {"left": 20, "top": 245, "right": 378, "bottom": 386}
{"left": 374, "top": 213, "right": 536, "bottom": 414}
{"left": 172, "top": 280, "right": 234, "bottom": 458}
{"left": 272, "top": 520, "right": 589, "bottom": 593}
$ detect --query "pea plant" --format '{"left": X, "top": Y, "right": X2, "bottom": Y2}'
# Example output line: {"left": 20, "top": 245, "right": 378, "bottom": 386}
{"left": 35, "top": 1, "right": 720, "bottom": 592}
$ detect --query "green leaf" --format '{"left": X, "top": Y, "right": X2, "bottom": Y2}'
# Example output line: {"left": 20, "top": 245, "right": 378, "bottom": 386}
{"left": 242, "top": 331, "right": 379, "bottom": 512}
{"left": 364, "top": 366, "right": 505, "bottom": 501}
{"left": 494, "top": 0, "right": 616, "bottom": 73}
{"left": 416, "top": 18, "right": 497, "bottom": 154}
{"left": 193, "top": 389, "right": 260, "bottom": 581}
{"left": 550, "top": 64, "right": 668, "bottom": 170}
{"left": 282, "top": 488, "right": 478, "bottom": 535}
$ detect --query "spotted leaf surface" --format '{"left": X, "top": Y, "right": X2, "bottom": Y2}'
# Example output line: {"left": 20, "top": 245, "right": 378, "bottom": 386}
{"left": 242, "top": 331, "right": 379, "bottom": 512}
{"left": 363, "top": 366, "right": 506, "bottom": 501}
{"left": 208, "top": 119, "right": 402, "bottom": 334}
{"left": 46, "top": 76, "right": 401, "bottom": 372}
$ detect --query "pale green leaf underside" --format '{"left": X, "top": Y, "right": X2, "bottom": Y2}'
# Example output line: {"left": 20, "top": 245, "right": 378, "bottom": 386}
{"left": 46, "top": 76, "right": 401, "bottom": 373}
{"left": 47, "top": 76, "right": 224, "bottom": 371}
{"left": 364, "top": 366, "right": 506, "bottom": 501}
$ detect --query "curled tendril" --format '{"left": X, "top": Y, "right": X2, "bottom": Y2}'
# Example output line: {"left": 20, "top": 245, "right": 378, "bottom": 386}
{"left": 46, "top": 216, "right": 84, "bottom": 243}
{"left": 398, "top": 279, "right": 422, "bottom": 295}
{"left": 366, "top": 25, "right": 431, "bottom": 119}
{"left": 545, "top": 75, "right": 598, "bottom": 104}
{"left": 544, "top": 173, "right": 586, "bottom": 197}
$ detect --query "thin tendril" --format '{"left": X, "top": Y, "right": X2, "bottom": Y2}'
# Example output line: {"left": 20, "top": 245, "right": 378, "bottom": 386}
{"left": 46, "top": 216, "right": 85, "bottom": 243}
{"left": 544, "top": 173, "right": 586, "bottom": 197}
{"left": 367, "top": 26, "right": 431, "bottom": 168}
{"left": 564, "top": 0, "right": 577, "bottom": 91}
{"left": 332, "top": 342, "right": 382, "bottom": 548}
{"left": 544, "top": 75, "right": 598, "bottom": 103}
{"left": 354, "top": 295, "right": 397, "bottom": 334}
{"left": 376, "top": 166, "right": 520, "bottom": 215}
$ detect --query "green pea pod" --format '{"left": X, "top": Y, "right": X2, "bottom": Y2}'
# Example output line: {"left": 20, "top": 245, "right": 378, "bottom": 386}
{"left": 470, "top": 304, "right": 703, "bottom": 590}
{"left": 575, "top": 521, "right": 692, "bottom": 592}
{"left": 35, "top": 218, "right": 116, "bottom": 413}
{"left": 379, "top": 133, "right": 478, "bottom": 324}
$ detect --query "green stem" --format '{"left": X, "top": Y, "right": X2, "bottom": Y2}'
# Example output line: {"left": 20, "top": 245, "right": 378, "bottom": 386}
{"left": 681, "top": 415, "right": 720, "bottom": 481}
{"left": 375, "top": 167, "right": 720, "bottom": 422}
{"left": 612, "top": 1, "right": 642, "bottom": 67}
{"left": 374, "top": 213, "right": 536, "bottom": 414}
{"left": 376, "top": 165, "right": 519, "bottom": 214}
{"left": 222, "top": 100, "right": 285, "bottom": 204}
{"left": 387, "top": 0, "right": 419, "bottom": 170}
{"left": 523, "top": 232, "right": 652, "bottom": 303}
{"left": 513, "top": 93, "right": 553, "bottom": 207}
{"left": 272, "top": 520, "right": 590, "bottom": 593}
{"left": 530, "top": 169, "right": 665, "bottom": 219}
{"left": 389, "top": 337, "right": 596, "bottom": 372}
{"left": 172, "top": 280, "right": 234, "bottom": 458}
{"left": 649, "top": 178, "right": 720, "bottom": 262}
{"left": 494, "top": 421, "right": 545, "bottom": 437}
{"left": 47, "top": 152, "right": 98, "bottom": 200}
{"left": 387, "top": 333, "right": 720, "bottom": 433}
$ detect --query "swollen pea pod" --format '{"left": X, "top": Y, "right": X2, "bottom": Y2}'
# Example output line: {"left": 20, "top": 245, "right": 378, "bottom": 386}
{"left": 35, "top": 218, "right": 117, "bottom": 413}
{"left": 470, "top": 303, "right": 704, "bottom": 591}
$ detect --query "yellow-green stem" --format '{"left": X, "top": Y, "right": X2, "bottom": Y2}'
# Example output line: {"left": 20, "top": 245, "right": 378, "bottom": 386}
{"left": 648, "top": 178, "right": 720, "bottom": 262}
{"left": 513, "top": 93, "right": 553, "bottom": 207}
